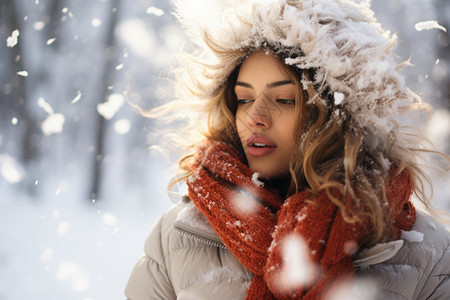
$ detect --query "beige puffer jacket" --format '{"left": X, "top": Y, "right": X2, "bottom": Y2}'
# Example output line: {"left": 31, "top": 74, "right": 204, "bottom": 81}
{"left": 125, "top": 204, "right": 450, "bottom": 300}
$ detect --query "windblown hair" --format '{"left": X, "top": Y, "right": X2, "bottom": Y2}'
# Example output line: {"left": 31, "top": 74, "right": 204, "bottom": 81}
{"left": 174, "top": 42, "right": 439, "bottom": 247}
{"left": 150, "top": 0, "right": 448, "bottom": 247}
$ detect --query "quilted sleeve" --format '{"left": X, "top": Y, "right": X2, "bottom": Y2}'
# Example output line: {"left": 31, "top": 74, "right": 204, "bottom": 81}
{"left": 417, "top": 229, "right": 450, "bottom": 300}
{"left": 125, "top": 214, "right": 176, "bottom": 300}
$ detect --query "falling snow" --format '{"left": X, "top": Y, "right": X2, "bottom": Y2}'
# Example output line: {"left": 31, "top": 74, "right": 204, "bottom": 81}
{"left": 57, "top": 222, "right": 71, "bottom": 236}
{"left": 6, "top": 29, "right": 19, "bottom": 47}
{"left": 33, "top": 21, "right": 46, "bottom": 30}
{"left": 41, "top": 113, "right": 65, "bottom": 135}
{"left": 102, "top": 212, "right": 118, "bottom": 226}
{"left": 96, "top": 93, "right": 125, "bottom": 120}
{"left": 40, "top": 247, "right": 54, "bottom": 263}
{"left": 0, "top": 154, "right": 23, "bottom": 183}
{"left": 277, "top": 234, "right": 317, "bottom": 290}
{"left": 326, "top": 278, "right": 378, "bottom": 300}
{"left": 230, "top": 188, "right": 259, "bottom": 215}
{"left": 17, "top": 70, "right": 28, "bottom": 77}
{"left": 91, "top": 18, "right": 102, "bottom": 27}
{"left": 56, "top": 262, "right": 90, "bottom": 292}
{"left": 115, "top": 19, "right": 156, "bottom": 60}
{"left": 425, "top": 110, "right": 450, "bottom": 152}
{"left": 38, "top": 98, "right": 65, "bottom": 135}
{"left": 147, "top": 6, "right": 165, "bottom": 17}
{"left": 71, "top": 91, "right": 82, "bottom": 104}
{"left": 46, "top": 38, "right": 56, "bottom": 45}
{"left": 415, "top": 20, "right": 447, "bottom": 32}
{"left": 114, "top": 119, "right": 131, "bottom": 135}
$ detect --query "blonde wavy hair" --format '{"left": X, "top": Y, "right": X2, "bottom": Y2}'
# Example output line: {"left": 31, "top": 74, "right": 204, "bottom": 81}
{"left": 134, "top": 0, "right": 450, "bottom": 249}
{"left": 155, "top": 36, "right": 448, "bottom": 247}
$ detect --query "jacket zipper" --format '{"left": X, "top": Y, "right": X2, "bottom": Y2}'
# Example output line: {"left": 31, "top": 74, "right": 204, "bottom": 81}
{"left": 174, "top": 227, "right": 228, "bottom": 250}
{"left": 175, "top": 223, "right": 402, "bottom": 267}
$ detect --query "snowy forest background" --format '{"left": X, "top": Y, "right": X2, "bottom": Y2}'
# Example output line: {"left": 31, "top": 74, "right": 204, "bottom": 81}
{"left": 0, "top": 0, "right": 449, "bottom": 299}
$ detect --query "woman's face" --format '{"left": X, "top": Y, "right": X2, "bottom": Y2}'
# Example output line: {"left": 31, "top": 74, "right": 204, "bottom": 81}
{"left": 235, "top": 50, "right": 299, "bottom": 179}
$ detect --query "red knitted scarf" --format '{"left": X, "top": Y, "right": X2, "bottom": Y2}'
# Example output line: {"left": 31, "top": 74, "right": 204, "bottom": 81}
{"left": 187, "top": 141, "right": 416, "bottom": 299}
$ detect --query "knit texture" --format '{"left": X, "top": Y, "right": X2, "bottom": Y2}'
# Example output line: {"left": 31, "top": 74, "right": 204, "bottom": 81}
{"left": 187, "top": 141, "right": 416, "bottom": 299}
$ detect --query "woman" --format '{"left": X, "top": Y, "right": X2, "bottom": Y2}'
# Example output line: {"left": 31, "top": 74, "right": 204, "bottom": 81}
{"left": 126, "top": 0, "right": 450, "bottom": 299}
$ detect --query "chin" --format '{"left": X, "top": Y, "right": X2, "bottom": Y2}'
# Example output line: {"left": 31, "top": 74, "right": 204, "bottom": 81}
{"left": 249, "top": 165, "right": 288, "bottom": 180}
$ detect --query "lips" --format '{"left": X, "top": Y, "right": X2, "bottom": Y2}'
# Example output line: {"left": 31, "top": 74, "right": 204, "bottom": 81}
{"left": 246, "top": 135, "right": 276, "bottom": 157}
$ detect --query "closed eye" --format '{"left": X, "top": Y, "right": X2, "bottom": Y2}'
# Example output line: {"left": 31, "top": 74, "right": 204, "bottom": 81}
{"left": 237, "top": 99, "right": 253, "bottom": 105}
{"left": 276, "top": 99, "right": 295, "bottom": 105}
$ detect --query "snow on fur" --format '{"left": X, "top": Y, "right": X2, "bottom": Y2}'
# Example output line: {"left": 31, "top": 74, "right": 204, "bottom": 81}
{"left": 174, "top": 0, "right": 422, "bottom": 140}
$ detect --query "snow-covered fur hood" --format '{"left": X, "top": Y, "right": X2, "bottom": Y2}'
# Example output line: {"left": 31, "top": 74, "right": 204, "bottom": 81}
{"left": 174, "top": 0, "right": 422, "bottom": 136}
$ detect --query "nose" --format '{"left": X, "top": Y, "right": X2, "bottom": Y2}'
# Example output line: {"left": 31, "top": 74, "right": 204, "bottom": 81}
{"left": 247, "top": 93, "right": 272, "bottom": 128}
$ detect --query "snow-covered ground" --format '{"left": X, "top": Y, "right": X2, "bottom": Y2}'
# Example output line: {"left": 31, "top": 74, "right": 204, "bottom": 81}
{"left": 0, "top": 189, "right": 170, "bottom": 300}
{"left": 0, "top": 0, "right": 449, "bottom": 299}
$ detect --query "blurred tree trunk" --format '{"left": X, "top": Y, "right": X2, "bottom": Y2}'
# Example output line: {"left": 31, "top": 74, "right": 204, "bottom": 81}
{"left": 90, "top": 0, "right": 120, "bottom": 201}
{"left": 0, "top": 0, "right": 32, "bottom": 161}
{"left": 436, "top": 0, "right": 450, "bottom": 110}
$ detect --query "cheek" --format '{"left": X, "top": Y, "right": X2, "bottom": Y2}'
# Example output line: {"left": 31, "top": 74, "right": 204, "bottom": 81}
{"left": 235, "top": 109, "right": 248, "bottom": 136}
{"left": 279, "top": 114, "right": 297, "bottom": 141}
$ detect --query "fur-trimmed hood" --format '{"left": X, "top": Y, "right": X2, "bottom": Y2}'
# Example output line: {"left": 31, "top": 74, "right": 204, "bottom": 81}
{"left": 173, "top": 0, "right": 422, "bottom": 137}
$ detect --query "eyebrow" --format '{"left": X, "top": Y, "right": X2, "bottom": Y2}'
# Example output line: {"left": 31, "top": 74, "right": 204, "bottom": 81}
{"left": 235, "top": 80, "right": 294, "bottom": 89}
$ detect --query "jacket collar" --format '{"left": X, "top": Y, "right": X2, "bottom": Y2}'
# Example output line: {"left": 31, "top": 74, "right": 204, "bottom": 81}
{"left": 172, "top": 199, "right": 404, "bottom": 267}
{"left": 353, "top": 240, "right": 404, "bottom": 267}
{"left": 174, "top": 203, "right": 224, "bottom": 245}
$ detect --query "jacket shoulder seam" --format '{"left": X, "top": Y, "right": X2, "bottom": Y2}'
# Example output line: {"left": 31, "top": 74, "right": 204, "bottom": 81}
{"left": 162, "top": 245, "right": 223, "bottom": 260}
{"left": 421, "top": 237, "right": 450, "bottom": 276}
{"left": 368, "top": 262, "right": 424, "bottom": 270}
{"left": 143, "top": 252, "right": 166, "bottom": 269}
{"left": 429, "top": 274, "right": 450, "bottom": 278}
{"left": 148, "top": 211, "right": 175, "bottom": 286}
